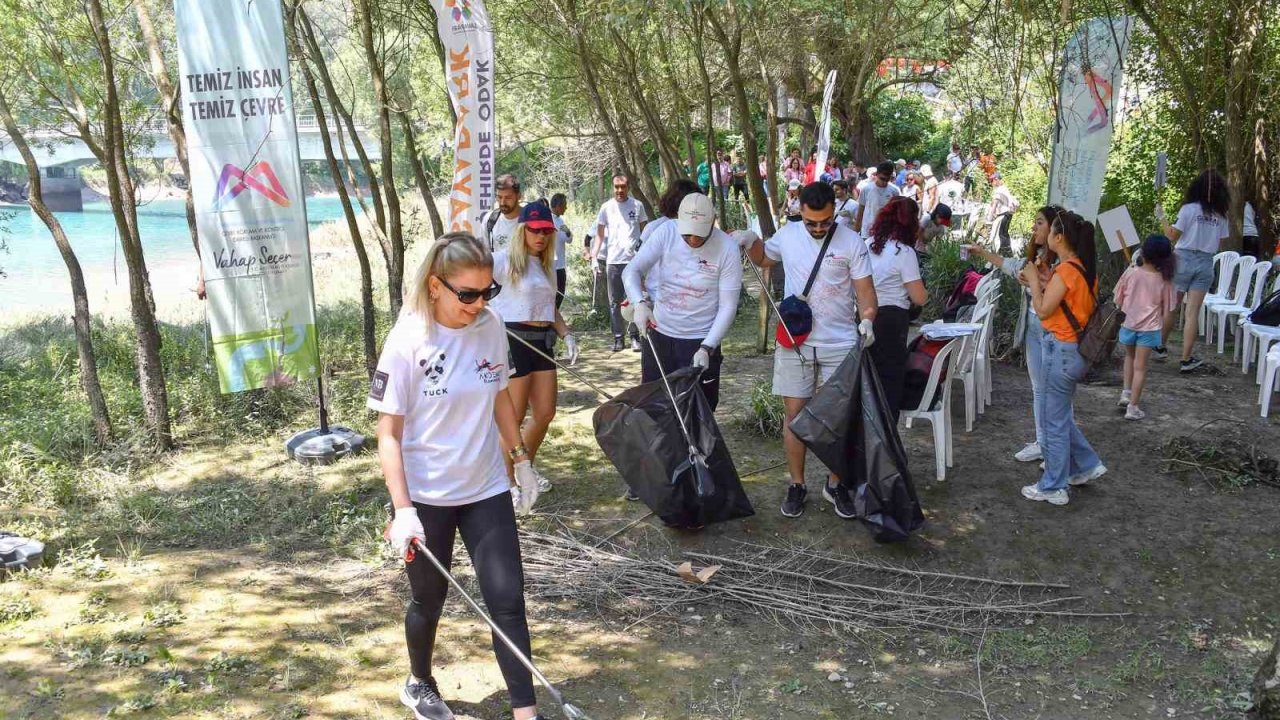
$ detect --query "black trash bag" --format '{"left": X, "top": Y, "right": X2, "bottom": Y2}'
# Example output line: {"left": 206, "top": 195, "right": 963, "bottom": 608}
{"left": 789, "top": 345, "right": 925, "bottom": 542}
{"left": 593, "top": 367, "right": 754, "bottom": 529}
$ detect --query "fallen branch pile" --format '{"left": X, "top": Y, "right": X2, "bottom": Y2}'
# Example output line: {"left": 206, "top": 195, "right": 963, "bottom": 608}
{"left": 521, "top": 530, "right": 1127, "bottom": 637}
{"left": 1162, "top": 432, "right": 1280, "bottom": 489}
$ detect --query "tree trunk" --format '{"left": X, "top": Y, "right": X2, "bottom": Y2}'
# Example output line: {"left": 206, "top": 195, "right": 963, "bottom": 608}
{"left": 1223, "top": 0, "right": 1264, "bottom": 251}
{"left": 287, "top": 7, "right": 378, "bottom": 378}
{"left": 399, "top": 110, "right": 445, "bottom": 241}
{"left": 136, "top": 2, "right": 203, "bottom": 298}
{"left": 689, "top": 11, "right": 724, "bottom": 227}
{"left": 0, "top": 90, "right": 111, "bottom": 445}
{"left": 609, "top": 29, "right": 682, "bottom": 185}
{"left": 355, "top": 0, "right": 405, "bottom": 318}
{"left": 87, "top": 0, "right": 171, "bottom": 448}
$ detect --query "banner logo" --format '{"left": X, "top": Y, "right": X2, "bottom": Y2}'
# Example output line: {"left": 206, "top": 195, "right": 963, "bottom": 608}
{"left": 447, "top": 0, "right": 473, "bottom": 21}
{"left": 213, "top": 162, "right": 291, "bottom": 210}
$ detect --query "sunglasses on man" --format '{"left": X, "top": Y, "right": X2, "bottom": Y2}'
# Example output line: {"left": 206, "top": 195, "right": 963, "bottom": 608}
{"left": 439, "top": 277, "right": 502, "bottom": 304}
{"left": 802, "top": 217, "right": 835, "bottom": 230}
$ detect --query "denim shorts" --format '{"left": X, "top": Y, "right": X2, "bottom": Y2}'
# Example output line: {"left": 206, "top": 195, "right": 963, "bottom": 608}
{"left": 1119, "top": 327, "right": 1162, "bottom": 349}
{"left": 1173, "top": 248, "right": 1214, "bottom": 293}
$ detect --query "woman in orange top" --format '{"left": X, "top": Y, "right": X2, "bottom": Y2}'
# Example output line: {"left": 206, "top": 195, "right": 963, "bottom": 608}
{"left": 1018, "top": 210, "right": 1106, "bottom": 506}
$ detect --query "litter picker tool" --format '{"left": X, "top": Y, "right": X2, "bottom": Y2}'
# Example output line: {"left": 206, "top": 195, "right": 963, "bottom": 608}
{"left": 408, "top": 539, "right": 594, "bottom": 720}
{"left": 644, "top": 334, "right": 715, "bottom": 498}
{"left": 505, "top": 329, "right": 615, "bottom": 400}
{"left": 739, "top": 248, "right": 808, "bottom": 366}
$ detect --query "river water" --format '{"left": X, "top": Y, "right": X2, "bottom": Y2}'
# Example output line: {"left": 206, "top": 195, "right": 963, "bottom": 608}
{"left": 0, "top": 196, "right": 347, "bottom": 318}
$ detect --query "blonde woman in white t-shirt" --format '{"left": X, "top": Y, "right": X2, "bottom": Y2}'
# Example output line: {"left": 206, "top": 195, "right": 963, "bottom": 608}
{"left": 491, "top": 203, "right": 579, "bottom": 489}
{"left": 371, "top": 232, "right": 545, "bottom": 720}
{"left": 1155, "top": 168, "right": 1231, "bottom": 372}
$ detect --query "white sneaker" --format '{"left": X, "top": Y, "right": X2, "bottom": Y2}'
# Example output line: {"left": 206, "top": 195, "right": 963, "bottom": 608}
{"left": 1068, "top": 464, "right": 1107, "bottom": 486}
{"left": 1118, "top": 390, "right": 1131, "bottom": 406}
{"left": 1125, "top": 405, "right": 1146, "bottom": 420}
{"left": 1021, "top": 485, "right": 1069, "bottom": 505}
{"left": 1014, "top": 443, "right": 1042, "bottom": 462}
{"left": 536, "top": 474, "right": 553, "bottom": 493}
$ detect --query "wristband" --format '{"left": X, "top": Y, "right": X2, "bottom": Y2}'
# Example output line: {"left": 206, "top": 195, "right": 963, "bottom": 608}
{"left": 508, "top": 444, "right": 528, "bottom": 460}
{"left": 699, "top": 344, "right": 715, "bottom": 354}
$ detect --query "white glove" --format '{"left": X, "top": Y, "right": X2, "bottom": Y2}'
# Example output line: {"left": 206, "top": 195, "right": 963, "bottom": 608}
{"left": 389, "top": 507, "right": 426, "bottom": 559}
{"left": 513, "top": 460, "right": 540, "bottom": 516}
{"left": 563, "top": 333, "right": 579, "bottom": 366}
{"left": 620, "top": 300, "right": 635, "bottom": 323}
{"left": 1154, "top": 204, "right": 1166, "bottom": 222}
{"left": 633, "top": 302, "right": 654, "bottom": 337}
{"left": 859, "top": 318, "right": 876, "bottom": 348}
{"left": 732, "top": 229, "right": 760, "bottom": 250}
{"left": 692, "top": 347, "right": 711, "bottom": 368}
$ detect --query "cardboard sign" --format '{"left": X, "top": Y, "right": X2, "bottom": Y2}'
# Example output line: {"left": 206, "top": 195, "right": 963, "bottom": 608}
{"left": 1098, "top": 205, "right": 1141, "bottom": 254}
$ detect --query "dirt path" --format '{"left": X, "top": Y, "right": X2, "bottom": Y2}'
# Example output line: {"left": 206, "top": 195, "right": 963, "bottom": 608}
{"left": 2, "top": 332, "right": 1276, "bottom": 719}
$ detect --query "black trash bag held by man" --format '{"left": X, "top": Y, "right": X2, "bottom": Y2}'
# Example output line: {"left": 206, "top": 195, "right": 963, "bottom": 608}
{"left": 789, "top": 344, "right": 925, "bottom": 542}
{"left": 593, "top": 367, "right": 754, "bottom": 529}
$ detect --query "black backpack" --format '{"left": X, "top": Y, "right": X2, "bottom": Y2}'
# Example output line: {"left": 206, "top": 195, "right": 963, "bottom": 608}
{"left": 1250, "top": 288, "right": 1280, "bottom": 327}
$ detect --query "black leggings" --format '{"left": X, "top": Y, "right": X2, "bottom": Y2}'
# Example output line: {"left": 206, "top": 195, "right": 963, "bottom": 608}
{"left": 555, "top": 268, "right": 566, "bottom": 310}
{"left": 405, "top": 492, "right": 535, "bottom": 708}
{"left": 640, "top": 329, "right": 724, "bottom": 410}
{"left": 869, "top": 306, "right": 911, "bottom": 420}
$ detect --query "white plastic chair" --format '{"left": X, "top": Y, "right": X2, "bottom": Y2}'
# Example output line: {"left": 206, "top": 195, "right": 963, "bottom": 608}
{"left": 1203, "top": 256, "right": 1257, "bottom": 344}
{"left": 902, "top": 338, "right": 962, "bottom": 481}
{"left": 1259, "top": 347, "right": 1280, "bottom": 418}
{"left": 1240, "top": 273, "right": 1280, "bottom": 378}
{"left": 1211, "top": 262, "right": 1273, "bottom": 355}
{"left": 1200, "top": 251, "right": 1242, "bottom": 329}
{"left": 955, "top": 304, "right": 989, "bottom": 431}
{"left": 974, "top": 296, "right": 1000, "bottom": 412}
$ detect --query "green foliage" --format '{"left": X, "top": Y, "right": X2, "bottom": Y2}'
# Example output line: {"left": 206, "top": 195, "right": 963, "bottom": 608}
{"left": 0, "top": 596, "right": 38, "bottom": 626}
{"left": 869, "top": 94, "right": 941, "bottom": 165}
{"left": 743, "top": 379, "right": 784, "bottom": 436}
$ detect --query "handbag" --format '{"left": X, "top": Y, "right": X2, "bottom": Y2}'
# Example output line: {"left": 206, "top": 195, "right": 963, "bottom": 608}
{"left": 776, "top": 224, "right": 837, "bottom": 349}
{"left": 1058, "top": 261, "right": 1125, "bottom": 367}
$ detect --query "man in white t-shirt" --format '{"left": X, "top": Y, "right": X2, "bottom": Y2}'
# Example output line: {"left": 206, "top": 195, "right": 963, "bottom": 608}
{"left": 549, "top": 193, "right": 571, "bottom": 310}
{"left": 481, "top": 174, "right": 522, "bottom": 251}
{"left": 855, "top": 161, "right": 902, "bottom": 237}
{"left": 591, "top": 174, "right": 650, "bottom": 352}
{"left": 832, "top": 180, "right": 857, "bottom": 228}
{"left": 936, "top": 174, "right": 965, "bottom": 212}
{"left": 946, "top": 143, "right": 964, "bottom": 176}
{"left": 742, "top": 182, "right": 878, "bottom": 521}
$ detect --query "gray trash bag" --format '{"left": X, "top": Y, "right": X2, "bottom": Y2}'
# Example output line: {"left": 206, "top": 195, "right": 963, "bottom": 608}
{"left": 789, "top": 345, "right": 925, "bottom": 542}
{"left": 593, "top": 367, "right": 754, "bottom": 530}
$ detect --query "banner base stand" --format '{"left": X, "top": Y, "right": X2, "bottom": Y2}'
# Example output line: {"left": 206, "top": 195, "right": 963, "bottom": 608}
{"left": 285, "top": 426, "right": 366, "bottom": 466}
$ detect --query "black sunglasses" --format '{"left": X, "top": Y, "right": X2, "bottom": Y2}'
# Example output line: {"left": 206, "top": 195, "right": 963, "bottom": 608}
{"left": 802, "top": 217, "right": 835, "bottom": 230}
{"left": 439, "top": 277, "right": 501, "bottom": 304}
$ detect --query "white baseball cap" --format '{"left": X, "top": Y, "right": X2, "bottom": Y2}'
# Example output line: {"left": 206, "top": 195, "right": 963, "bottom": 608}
{"left": 677, "top": 193, "right": 716, "bottom": 237}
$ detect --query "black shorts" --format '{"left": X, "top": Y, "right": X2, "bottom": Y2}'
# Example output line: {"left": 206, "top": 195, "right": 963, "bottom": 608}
{"left": 506, "top": 323, "right": 557, "bottom": 379}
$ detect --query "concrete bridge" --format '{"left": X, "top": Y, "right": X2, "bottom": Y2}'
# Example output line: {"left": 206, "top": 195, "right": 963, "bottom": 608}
{"left": 0, "top": 109, "right": 382, "bottom": 210}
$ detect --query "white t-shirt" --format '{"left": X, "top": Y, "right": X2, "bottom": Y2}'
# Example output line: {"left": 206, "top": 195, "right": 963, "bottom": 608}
{"left": 855, "top": 177, "right": 874, "bottom": 199}
{"left": 764, "top": 222, "right": 872, "bottom": 348}
{"left": 923, "top": 177, "right": 939, "bottom": 212}
{"left": 483, "top": 211, "right": 520, "bottom": 251}
{"left": 596, "top": 198, "right": 649, "bottom": 265}
{"left": 1243, "top": 202, "right": 1258, "bottom": 237}
{"left": 491, "top": 250, "right": 556, "bottom": 323}
{"left": 936, "top": 179, "right": 965, "bottom": 208}
{"left": 859, "top": 183, "right": 902, "bottom": 236}
{"left": 1173, "top": 202, "right": 1229, "bottom": 254}
{"left": 637, "top": 216, "right": 671, "bottom": 300}
{"left": 834, "top": 198, "right": 857, "bottom": 228}
{"left": 623, "top": 224, "right": 743, "bottom": 347}
{"left": 552, "top": 214, "right": 570, "bottom": 270}
{"left": 947, "top": 152, "right": 963, "bottom": 175}
{"left": 367, "top": 310, "right": 511, "bottom": 507}
{"left": 868, "top": 240, "right": 923, "bottom": 310}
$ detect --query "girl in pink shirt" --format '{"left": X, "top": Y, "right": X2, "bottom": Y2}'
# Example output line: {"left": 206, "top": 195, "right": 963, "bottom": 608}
{"left": 1113, "top": 235, "right": 1178, "bottom": 420}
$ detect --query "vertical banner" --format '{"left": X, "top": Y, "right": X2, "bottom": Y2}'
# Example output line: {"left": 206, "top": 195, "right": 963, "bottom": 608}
{"left": 1046, "top": 16, "right": 1133, "bottom": 221}
{"left": 430, "top": 0, "right": 496, "bottom": 233}
{"left": 814, "top": 70, "right": 838, "bottom": 174}
{"left": 174, "top": 0, "right": 320, "bottom": 393}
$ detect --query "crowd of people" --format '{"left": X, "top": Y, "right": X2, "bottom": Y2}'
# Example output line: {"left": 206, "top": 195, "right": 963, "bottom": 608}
{"left": 366, "top": 153, "right": 1264, "bottom": 718}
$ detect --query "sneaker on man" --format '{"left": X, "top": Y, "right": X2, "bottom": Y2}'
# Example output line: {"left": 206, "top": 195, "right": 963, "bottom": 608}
{"left": 822, "top": 483, "right": 857, "bottom": 519}
{"left": 1020, "top": 484, "right": 1069, "bottom": 505}
{"left": 1152, "top": 346, "right": 1168, "bottom": 360}
{"left": 630, "top": 336, "right": 643, "bottom": 352}
{"left": 624, "top": 487, "right": 640, "bottom": 501}
{"left": 1180, "top": 356, "right": 1203, "bottom": 373}
{"left": 611, "top": 336, "right": 624, "bottom": 353}
{"left": 401, "top": 676, "right": 455, "bottom": 720}
{"left": 1118, "top": 389, "right": 1131, "bottom": 406}
{"left": 1068, "top": 464, "right": 1107, "bottom": 486}
{"left": 1125, "top": 405, "right": 1146, "bottom": 421}
{"left": 780, "top": 483, "right": 808, "bottom": 518}
{"left": 536, "top": 473, "right": 552, "bottom": 493}
{"left": 1014, "top": 442, "right": 1042, "bottom": 462}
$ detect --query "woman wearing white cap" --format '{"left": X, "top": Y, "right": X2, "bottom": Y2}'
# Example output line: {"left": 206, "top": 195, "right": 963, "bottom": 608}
{"left": 622, "top": 192, "right": 743, "bottom": 411}
{"left": 921, "top": 164, "right": 939, "bottom": 214}
{"left": 779, "top": 179, "right": 803, "bottom": 223}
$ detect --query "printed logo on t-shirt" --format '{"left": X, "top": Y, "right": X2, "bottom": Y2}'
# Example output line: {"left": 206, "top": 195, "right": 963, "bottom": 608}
{"left": 474, "top": 357, "right": 506, "bottom": 384}
{"left": 369, "top": 370, "right": 389, "bottom": 401}
{"left": 697, "top": 258, "right": 718, "bottom": 275}
{"left": 420, "top": 353, "right": 448, "bottom": 396}
{"left": 825, "top": 252, "right": 851, "bottom": 269}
